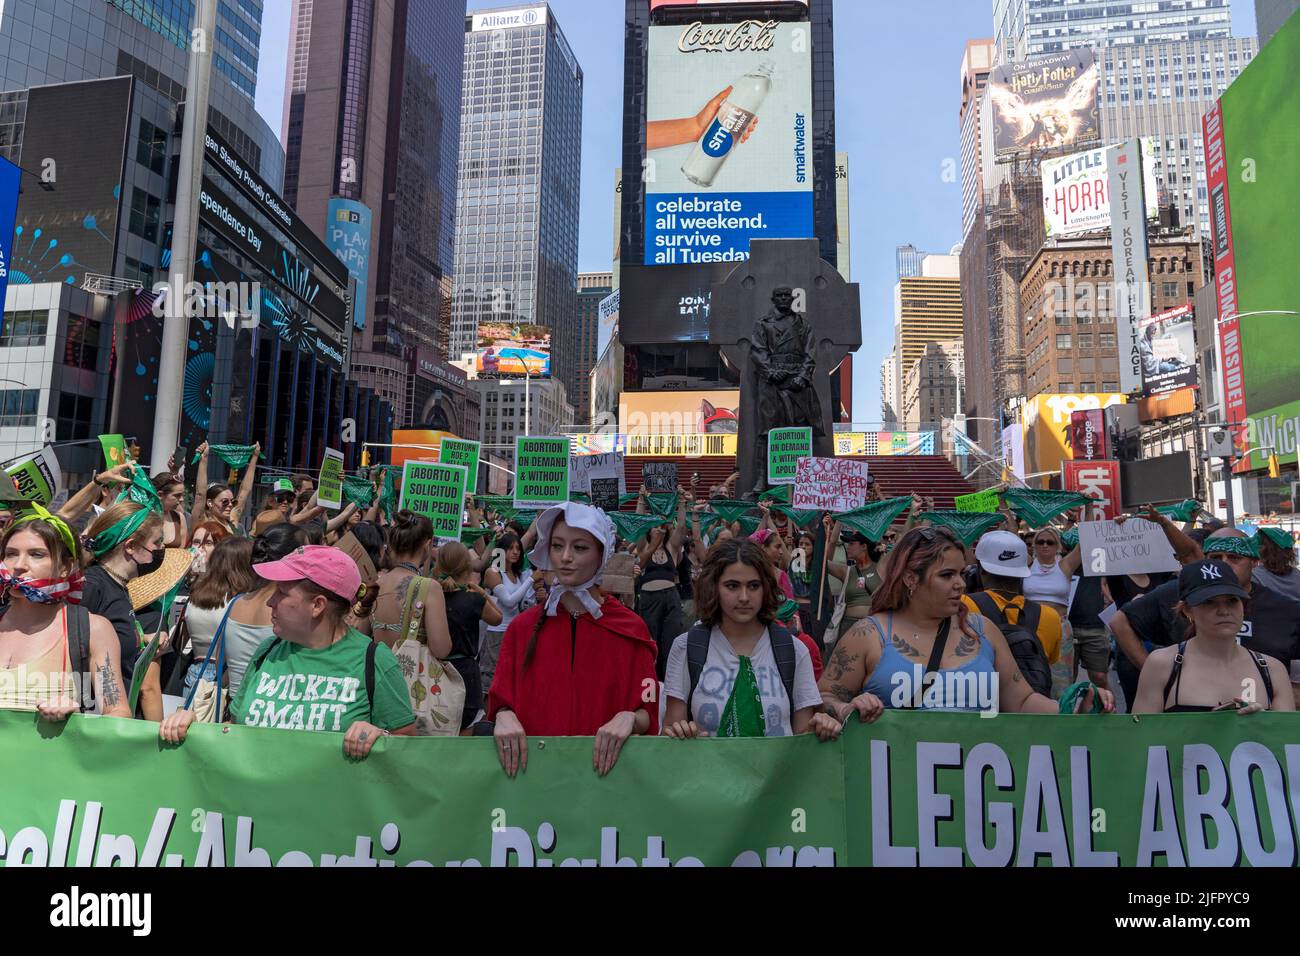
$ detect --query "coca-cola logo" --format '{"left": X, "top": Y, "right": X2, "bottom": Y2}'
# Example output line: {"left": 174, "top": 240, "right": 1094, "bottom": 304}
{"left": 678, "top": 20, "right": 777, "bottom": 54}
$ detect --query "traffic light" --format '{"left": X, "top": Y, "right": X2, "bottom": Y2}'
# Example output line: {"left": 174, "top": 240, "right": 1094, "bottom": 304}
{"left": 360, "top": 448, "right": 370, "bottom": 468}
{"left": 1268, "top": 454, "right": 1281, "bottom": 479}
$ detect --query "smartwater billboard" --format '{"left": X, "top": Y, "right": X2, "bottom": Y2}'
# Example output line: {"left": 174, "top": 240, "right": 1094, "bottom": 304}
{"left": 644, "top": 19, "right": 813, "bottom": 266}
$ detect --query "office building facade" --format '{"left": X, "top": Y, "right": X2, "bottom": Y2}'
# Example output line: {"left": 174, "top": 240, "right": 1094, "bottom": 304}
{"left": 450, "top": 3, "right": 583, "bottom": 360}
{"left": 959, "top": 39, "right": 996, "bottom": 240}
{"left": 994, "top": 0, "right": 1233, "bottom": 64}
{"left": 902, "top": 339, "right": 965, "bottom": 432}
{"left": 473, "top": 374, "right": 573, "bottom": 455}
{"left": 894, "top": 254, "right": 963, "bottom": 407}
{"left": 281, "top": 0, "right": 469, "bottom": 427}
{"left": 560, "top": 272, "right": 613, "bottom": 430}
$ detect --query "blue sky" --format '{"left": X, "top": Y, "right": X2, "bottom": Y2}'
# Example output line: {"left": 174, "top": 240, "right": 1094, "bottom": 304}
{"left": 256, "top": 0, "right": 1259, "bottom": 425}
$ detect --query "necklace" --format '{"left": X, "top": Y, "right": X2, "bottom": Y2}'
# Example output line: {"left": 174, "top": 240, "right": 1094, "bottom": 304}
{"left": 394, "top": 562, "right": 423, "bottom": 575}
{"left": 101, "top": 565, "right": 131, "bottom": 589}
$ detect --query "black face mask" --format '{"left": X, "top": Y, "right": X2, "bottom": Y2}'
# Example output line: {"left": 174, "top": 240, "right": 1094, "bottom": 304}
{"left": 136, "top": 547, "right": 166, "bottom": 576}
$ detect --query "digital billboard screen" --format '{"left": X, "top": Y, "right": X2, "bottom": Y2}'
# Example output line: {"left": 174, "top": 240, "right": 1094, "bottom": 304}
{"left": 618, "top": 262, "right": 733, "bottom": 344}
{"left": 644, "top": 19, "right": 813, "bottom": 266}
{"left": 988, "top": 49, "right": 1099, "bottom": 156}
{"left": 1139, "top": 304, "right": 1198, "bottom": 397}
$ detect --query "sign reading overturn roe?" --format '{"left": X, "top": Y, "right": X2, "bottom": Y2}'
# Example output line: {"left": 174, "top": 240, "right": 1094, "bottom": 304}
{"left": 793, "top": 458, "right": 869, "bottom": 513}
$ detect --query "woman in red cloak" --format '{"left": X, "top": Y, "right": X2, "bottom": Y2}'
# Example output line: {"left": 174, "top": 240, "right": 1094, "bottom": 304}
{"left": 488, "top": 502, "right": 659, "bottom": 777}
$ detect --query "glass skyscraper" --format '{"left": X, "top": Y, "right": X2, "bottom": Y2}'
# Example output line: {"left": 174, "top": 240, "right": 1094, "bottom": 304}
{"left": 993, "top": 0, "right": 1234, "bottom": 63}
{"left": 450, "top": 3, "right": 583, "bottom": 360}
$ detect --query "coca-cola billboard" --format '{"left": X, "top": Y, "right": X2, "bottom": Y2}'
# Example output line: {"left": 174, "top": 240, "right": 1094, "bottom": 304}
{"left": 1064, "top": 460, "right": 1121, "bottom": 520}
{"left": 1069, "top": 408, "right": 1109, "bottom": 461}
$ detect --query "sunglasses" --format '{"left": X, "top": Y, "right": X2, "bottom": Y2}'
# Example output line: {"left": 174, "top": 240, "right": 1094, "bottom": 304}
{"left": 1034, "top": 538, "right": 1058, "bottom": 546}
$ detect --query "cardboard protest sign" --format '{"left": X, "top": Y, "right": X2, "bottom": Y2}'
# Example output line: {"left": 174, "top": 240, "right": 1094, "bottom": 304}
{"left": 571, "top": 451, "right": 625, "bottom": 494}
{"left": 768, "top": 428, "right": 812, "bottom": 486}
{"left": 317, "top": 448, "right": 345, "bottom": 509}
{"left": 400, "top": 461, "right": 469, "bottom": 544}
{"left": 334, "top": 531, "right": 378, "bottom": 582}
{"left": 590, "top": 476, "right": 621, "bottom": 512}
{"left": 514, "top": 437, "right": 570, "bottom": 509}
{"left": 1079, "top": 518, "right": 1179, "bottom": 577}
{"left": 792, "top": 458, "right": 870, "bottom": 513}
{"left": 641, "top": 462, "right": 677, "bottom": 493}
{"left": 439, "top": 438, "right": 481, "bottom": 495}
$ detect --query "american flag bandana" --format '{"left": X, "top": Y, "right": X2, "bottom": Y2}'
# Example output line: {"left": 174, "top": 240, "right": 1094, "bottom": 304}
{"left": 0, "top": 564, "right": 85, "bottom": 605}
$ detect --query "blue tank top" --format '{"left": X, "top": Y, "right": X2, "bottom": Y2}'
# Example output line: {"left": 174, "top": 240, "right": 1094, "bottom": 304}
{"left": 863, "top": 613, "right": 999, "bottom": 712}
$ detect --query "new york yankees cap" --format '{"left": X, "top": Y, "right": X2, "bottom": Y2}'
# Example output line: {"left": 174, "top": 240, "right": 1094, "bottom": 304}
{"left": 1178, "top": 559, "right": 1250, "bottom": 607}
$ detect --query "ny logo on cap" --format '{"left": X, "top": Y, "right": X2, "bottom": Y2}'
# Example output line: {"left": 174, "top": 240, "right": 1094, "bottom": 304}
{"left": 1201, "top": 564, "right": 1223, "bottom": 581}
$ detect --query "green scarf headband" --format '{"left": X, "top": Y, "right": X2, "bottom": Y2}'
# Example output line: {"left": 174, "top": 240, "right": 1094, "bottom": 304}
{"left": 11, "top": 502, "right": 79, "bottom": 560}
{"left": 1204, "top": 535, "right": 1260, "bottom": 559}
{"left": 87, "top": 468, "right": 164, "bottom": 558}
{"left": 1258, "top": 527, "right": 1295, "bottom": 551}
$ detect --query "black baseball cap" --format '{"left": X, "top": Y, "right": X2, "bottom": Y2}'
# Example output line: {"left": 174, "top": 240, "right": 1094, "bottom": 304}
{"left": 842, "top": 530, "right": 872, "bottom": 544}
{"left": 1179, "top": 559, "right": 1250, "bottom": 607}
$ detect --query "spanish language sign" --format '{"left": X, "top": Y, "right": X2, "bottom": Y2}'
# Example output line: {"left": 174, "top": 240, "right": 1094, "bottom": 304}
{"left": 317, "top": 448, "right": 345, "bottom": 510}
{"left": 768, "top": 427, "right": 812, "bottom": 486}
{"left": 792, "top": 458, "right": 869, "bottom": 512}
{"left": 1, "top": 711, "right": 1295, "bottom": 867}
{"left": 514, "top": 437, "right": 570, "bottom": 510}
{"left": 1078, "top": 518, "right": 1179, "bottom": 577}
{"left": 400, "top": 461, "right": 468, "bottom": 544}
{"left": 439, "top": 438, "right": 482, "bottom": 496}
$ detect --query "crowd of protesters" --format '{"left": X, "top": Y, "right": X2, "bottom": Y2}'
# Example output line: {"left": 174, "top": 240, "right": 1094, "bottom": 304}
{"left": 0, "top": 440, "right": 1295, "bottom": 779}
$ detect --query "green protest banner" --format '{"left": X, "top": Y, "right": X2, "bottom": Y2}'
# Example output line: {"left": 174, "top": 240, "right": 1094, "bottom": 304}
{"left": 317, "top": 448, "right": 345, "bottom": 510}
{"left": 768, "top": 427, "right": 812, "bottom": 486}
{"left": 99, "top": 434, "right": 130, "bottom": 470}
{"left": 514, "top": 437, "right": 570, "bottom": 509}
{"left": 5, "top": 447, "right": 62, "bottom": 506}
{"left": 955, "top": 489, "right": 1002, "bottom": 514}
{"left": 439, "top": 438, "right": 481, "bottom": 495}
{"left": 399, "top": 461, "right": 468, "bottom": 544}
{"left": 0, "top": 711, "right": 1296, "bottom": 867}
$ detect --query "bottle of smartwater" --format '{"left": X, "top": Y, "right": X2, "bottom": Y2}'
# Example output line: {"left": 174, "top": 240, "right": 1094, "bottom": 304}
{"left": 681, "top": 60, "right": 774, "bottom": 188}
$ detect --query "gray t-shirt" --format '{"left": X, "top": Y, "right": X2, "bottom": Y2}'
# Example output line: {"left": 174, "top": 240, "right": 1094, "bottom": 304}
{"left": 1253, "top": 566, "right": 1300, "bottom": 604}
{"left": 665, "top": 627, "right": 822, "bottom": 737}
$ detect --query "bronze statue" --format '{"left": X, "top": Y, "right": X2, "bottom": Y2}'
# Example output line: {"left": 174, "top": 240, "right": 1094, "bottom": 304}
{"left": 748, "top": 286, "right": 824, "bottom": 498}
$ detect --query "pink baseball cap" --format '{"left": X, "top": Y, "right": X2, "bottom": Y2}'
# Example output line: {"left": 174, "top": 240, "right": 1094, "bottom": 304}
{"left": 254, "top": 545, "right": 362, "bottom": 602}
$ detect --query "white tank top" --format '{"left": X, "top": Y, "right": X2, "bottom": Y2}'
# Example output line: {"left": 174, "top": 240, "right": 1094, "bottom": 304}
{"left": 1023, "top": 558, "right": 1071, "bottom": 607}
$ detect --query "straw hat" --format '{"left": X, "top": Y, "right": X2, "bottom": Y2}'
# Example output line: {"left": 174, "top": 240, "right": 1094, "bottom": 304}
{"left": 127, "top": 548, "right": 194, "bottom": 611}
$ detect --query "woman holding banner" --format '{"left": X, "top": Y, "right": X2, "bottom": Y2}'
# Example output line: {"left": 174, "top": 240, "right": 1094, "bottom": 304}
{"left": 819, "top": 527, "right": 1114, "bottom": 718}
{"left": 0, "top": 511, "right": 132, "bottom": 719}
{"left": 488, "top": 502, "right": 659, "bottom": 777}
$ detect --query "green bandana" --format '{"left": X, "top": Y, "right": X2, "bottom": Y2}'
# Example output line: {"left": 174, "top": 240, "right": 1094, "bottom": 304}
{"left": 1002, "top": 489, "right": 1091, "bottom": 528}
{"left": 460, "top": 527, "right": 495, "bottom": 545}
{"left": 708, "top": 500, "right": 755, "bottom": 525}
{"left": 342, "top": 476, "right": 375, "bottom": 508}
{"left": 1259, "top": 527, "right": 1295, "bottom": 551}
{"left": 736, "top": 515, "right": 761, "bottom": 537}
{"left": 569, "top": 493, "right": 592, "bottom": 504}
{"left": 920, "top": 511, "right": 1005, "bottom": 547}
{"left": 379, "top": 467, "right": 397, "bottom": 522}
{"left": 618, "top": 493, "right": 640, "bottom": 508}
{"left": 1157, "top": 499, "right": 1201, "bottom": 523}
{"left": 775, "top": 599, "right": 800, "bottom": 624}
{"left": 476, "top": 495, "right": 516, "bottom": 513}
{"left": 717, "top": 656, "right": 767, "bottom": 738}
{"left": 833, "top": 497, "right": 913, "bottom": 542}
{"left": 115, "top": 466, "right": 164, "bottom": 513}
{"left": 759, "top": 486, "right": 792, "bottom": 504}
{"left": 645, "top": 492, "right": 678, "bottom": 520}
{"left": 607, "top": 512, "right": 666, "bottom": 544}
{"left": 11, "top": 503, "right": 78, "bottom": 559}
{"left": 1061, "top": 528, "right": 1080, "bottom": 551}
{"left": 774, "top": 504, "right": 822, "bottom": 529}
{"left": 87, "top": 506, "right": 153, "bottom": 557}
{"left": 193, "top": 444, "right": 259, "bottom": 469}
{"left": 1204, "top": 535, "right": 1260, "bottom": 559}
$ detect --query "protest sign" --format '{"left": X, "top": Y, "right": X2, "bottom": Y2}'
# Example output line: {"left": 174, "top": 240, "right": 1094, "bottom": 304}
{"left": 99, "top": 435, "right": 130, "bottom": 470}
{"left": 641, "top": 462, "right": 677, "bottom": 493}
{"left": 439, "top": 438, "right": 481, "bottom": 495}
{"left": 317, "top": 448, "right": 345, "bottom": 509}
{"left": 768, "top": 428, "right": 812, "bottom": 485}
{"left": 400, "top": 461, "right": 468, "bottom": 544}
{"left": 792, "top": 458, "right": 869, "bottom": 512}
{"left": 4, "top": 710, "right": 1297, "bottom": 867}
{"left": 955, "top": 490, "right": 1001, "bottom": 514}
{"left": 590, "top": 477, "right": 621, "bottom": 512}
{"left": 571, "top": 451, "right": 626, "bottom": 494}
{"left": 1078, "top": 518, "right": 1179, "bottom": 577}
{"left": 334, "top": 531, "right": 378, "bottom": 582}
{"left": 514, "top": 437, "right": 570, "bottom": 509}
{"left": 5, "top": 446, "right": 62, "bottom": 506}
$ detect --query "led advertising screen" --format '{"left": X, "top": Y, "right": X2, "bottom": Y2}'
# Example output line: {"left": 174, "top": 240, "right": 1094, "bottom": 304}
{"left": 618, "top": 262, "right": 733, "bottom": 344}
{"left": 1205, "top": 12, "right": 1300, "bottom": 470}
{"left": 988, "top": 49, "right": 1099, "bottom": 156}
{"left": 327, "top": 198, "right": 372, "bottom": 331}
{"left": 1139, "top": 304, "right": 1197, "bottom": 397}
{"left": 644, "top": 19, "right": 813, "bottom": 266}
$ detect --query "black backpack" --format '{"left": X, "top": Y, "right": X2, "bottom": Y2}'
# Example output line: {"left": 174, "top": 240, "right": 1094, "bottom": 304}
{"left": 969, "top": 591, "right": 1053, "bottom": 697}
{"left": 685, "top": 624, "right": 797, "bottom": 722}
{"left": 65, "top": 605, "right": 95, "bottom": 713}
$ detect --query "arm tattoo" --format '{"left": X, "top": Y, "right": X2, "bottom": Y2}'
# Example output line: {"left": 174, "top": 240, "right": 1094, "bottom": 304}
{"left": 826, "top": 682, "right": 856, "bottom": 704}
{"left": 825, "top": 645, "right": 859, "bottom": 681}
{"left": 98, "top": 654, "right": 122, "bottom": 708}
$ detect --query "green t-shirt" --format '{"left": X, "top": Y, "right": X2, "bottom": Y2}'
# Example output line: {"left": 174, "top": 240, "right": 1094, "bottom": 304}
{"left": 230, "top": 629, "right": 414, "bottom": 733}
